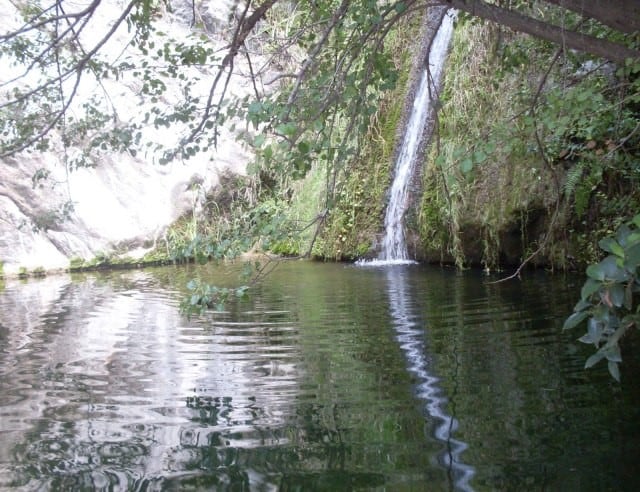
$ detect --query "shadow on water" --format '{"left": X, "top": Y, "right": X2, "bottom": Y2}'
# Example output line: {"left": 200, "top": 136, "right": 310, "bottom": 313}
{"left": 383, "top": 265, "right": 475, "bottom": 491}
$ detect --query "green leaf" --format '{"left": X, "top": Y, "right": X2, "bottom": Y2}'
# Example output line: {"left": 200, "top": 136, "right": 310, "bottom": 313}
{"left": 460, "top": 158, "right": 473, "bottom": 173}
{"left": 598, "top": 237, "right": 624, "bottom": 257}
{"left": 607, "top": 283, "right": 625, "bottom": 308}
{"left": 254, "top": 133, "right": 266, "bottom": 148}
{"left": 247, "top": 101, "right": 263, "bottom": 115}
{"left": 591, "top": 304, "right": 611, "bottom": 323}
{"left": 588, "top": 256, "right": 630, "bottom": 282}
{"left": 625, "top": 242, "right": 640, "bottom": 267}
{"left": 394, "top": 2, "right": 407, "bottom": 13}
{"left": 587, "top": 318, "right": 603, "bottom": 345}
{"left": 608, "top": 361, "right": 621, "bottom": 382}
{"left": 563, "top": 310, "right": 589, "bottom": 330}
{"left": 574, "top": 299, "right": 591, "bottom": 311}
{"left": 628, "top": 232, "right": 640, "bottom": 244}
{"left": 604, "top": 342, "right": 622, "bottom": 363}
{"left": 585, "top": 350, "right": 605, "bottom": 368}
{"left": 632, "top": 214, "right": 640, "bottom": 229}
{"left": 581, "top": 278, "right": 602, "bottom": 299}
{"left": 472, "top": 150, "right": 487, "bottom": 164}
{"left": 616, "top": 225, "right": 632, "bottom": 247}
{"left": 586, "top": 263, "right": 605, "bottom": 281}
{"left": 275, "top": 122, "right": 297, "bottom": 136}
{"left": 297, "top": 141, "right": 310, "bottom": 154}
{"left": 578, "top": 333, "right": 593, "bottom": 344}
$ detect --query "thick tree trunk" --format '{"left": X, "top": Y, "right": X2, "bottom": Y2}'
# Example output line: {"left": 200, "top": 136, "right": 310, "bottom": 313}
{"left": 544, "top": 0, "right": 640, "bottom": 34}
{"left": 443, "top": 0, "right": 640, "bottom": 63}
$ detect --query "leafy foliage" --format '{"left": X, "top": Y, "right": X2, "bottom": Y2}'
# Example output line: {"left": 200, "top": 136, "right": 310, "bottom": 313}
{"left": 164, "top": 174, "right": 296, "bottom": 265}
{"left": 564, "top": 215, "right": 640, "bottom": 381}
{"left": 419, "top": 12, "right": 639, "bottom": 270}
{"left": 181, "top": 278, "right": 248, "bottom": 316}
{"left": 236, "top": 0, "right": 414, "bottom": 211}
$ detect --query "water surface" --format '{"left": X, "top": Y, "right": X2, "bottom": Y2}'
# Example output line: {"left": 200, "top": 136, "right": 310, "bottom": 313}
{"left": 0, "top": 261, "right": 638, "bottom": 490}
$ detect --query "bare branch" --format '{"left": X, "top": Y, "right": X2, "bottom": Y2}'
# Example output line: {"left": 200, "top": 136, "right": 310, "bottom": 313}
{"left": 1, "top": 0, "right": 137, "bottom": 157}
{"left": 183, "top": 0, "right": 278, "bottom": 148}
{"left": 0, "top": 0, "right": 100, "bottom": 41}
{"left": 286, "top": 0, "right": 351, "bottom": 109}
{"left": 7, "top": 69, "right": 83, "bottom": 156}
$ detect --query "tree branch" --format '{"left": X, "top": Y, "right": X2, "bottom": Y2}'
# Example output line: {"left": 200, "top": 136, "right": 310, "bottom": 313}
{"left": 183, "top": 0, "right": 278, "bottom": 148}
{"left": 1, "top": 0, "right": 137, "bottom": 157}
{"left": 544, "top": 0, "right": 640, "bottom": 34}
{"left": 443, "top": 0, "right": 640, "bottom": 63}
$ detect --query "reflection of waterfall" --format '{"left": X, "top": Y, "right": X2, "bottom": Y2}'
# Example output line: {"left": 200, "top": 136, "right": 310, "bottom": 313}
{"left": 385, "top": 266, "right": 475, "bottom": 491}
{"left": 380, "top": 10, "right": 455, "bottom": 261}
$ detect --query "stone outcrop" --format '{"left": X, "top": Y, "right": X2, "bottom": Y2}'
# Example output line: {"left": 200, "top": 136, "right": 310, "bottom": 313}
{"left": 0, "top": 0, "right": 255, "bottom": 275}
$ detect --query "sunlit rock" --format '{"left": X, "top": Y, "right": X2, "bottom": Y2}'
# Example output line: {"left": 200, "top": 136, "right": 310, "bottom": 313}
{"left": 0, "top": 0, "right": 254, "bottom": 275}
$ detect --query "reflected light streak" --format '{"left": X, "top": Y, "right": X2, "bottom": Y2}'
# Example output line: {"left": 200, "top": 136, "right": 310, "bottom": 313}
{"left": 385, "top": 266, "right": 475, "bottom": 491}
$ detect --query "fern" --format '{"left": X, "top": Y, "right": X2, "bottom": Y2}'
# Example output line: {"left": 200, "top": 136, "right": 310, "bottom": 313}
{"left": 566, "top": 161, "right": 604, "bottom": 218}
{"left": 563, "top": 162, "right": 584, "bottom": 199}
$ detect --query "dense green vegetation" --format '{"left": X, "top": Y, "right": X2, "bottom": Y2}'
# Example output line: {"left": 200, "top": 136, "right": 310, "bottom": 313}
{"left": 1, "top": 1, "right": 637, "bottom": 271}
{"left": 564, "top": 215, "right": 640, "bottom": 380}
{"left": 415, "top": 16, "right": 640, "bottom": 271}
{"left": 294, "top": 13, "right": 422, "bottom": 261}
{"left": 297, "top": 10, "right": 639, "bottom": 275}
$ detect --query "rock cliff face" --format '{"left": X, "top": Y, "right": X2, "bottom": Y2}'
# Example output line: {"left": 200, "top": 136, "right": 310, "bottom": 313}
{"left": 0, "top": 0, "right": 253, "bottom": 275}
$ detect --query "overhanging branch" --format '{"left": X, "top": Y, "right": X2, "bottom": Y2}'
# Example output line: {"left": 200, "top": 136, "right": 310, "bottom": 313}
{"left": 544, "top": 0, "right": 640, "bottom": 34}
{"left": 443, "top": 0, "right": 640, "bottom": 63}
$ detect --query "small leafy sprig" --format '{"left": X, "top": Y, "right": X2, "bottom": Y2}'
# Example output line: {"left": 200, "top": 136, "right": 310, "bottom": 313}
{"left": 181, "top": 278, "right": 248, "bottom": 316}
{"left": 564, "top": 214, "right": 640, "bottom": 381}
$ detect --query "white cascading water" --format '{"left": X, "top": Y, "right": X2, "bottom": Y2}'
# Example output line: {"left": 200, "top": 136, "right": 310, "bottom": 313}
{"left": 379, "top": 11, "right": 456, "bottom": 263}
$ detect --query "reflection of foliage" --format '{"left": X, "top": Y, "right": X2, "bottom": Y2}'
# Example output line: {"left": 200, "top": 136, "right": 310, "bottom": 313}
{"left": 564, "top": 215, "right": 640, "bottom": 380}
{"left": 186, "top": 395, "right": 234, "bottom": 426}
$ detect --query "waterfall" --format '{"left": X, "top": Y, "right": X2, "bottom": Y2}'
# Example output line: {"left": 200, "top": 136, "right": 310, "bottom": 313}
{"left": 379, "top": 10, "right": 455, "bottom": 263}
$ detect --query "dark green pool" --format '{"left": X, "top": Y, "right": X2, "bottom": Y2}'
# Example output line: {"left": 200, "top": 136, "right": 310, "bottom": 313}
{"left": 0, "top": 261, "right": 638, "bottom": 490}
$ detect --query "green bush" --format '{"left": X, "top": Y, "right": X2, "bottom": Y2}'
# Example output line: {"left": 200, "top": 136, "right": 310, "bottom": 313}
{"left": 564, "top": 214, "right": 640, "bottom": 380}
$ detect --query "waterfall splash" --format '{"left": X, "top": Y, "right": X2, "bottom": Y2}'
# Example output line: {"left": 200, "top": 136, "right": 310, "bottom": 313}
{"left": 368, "top": 10, "right": 455, "bottom": 266}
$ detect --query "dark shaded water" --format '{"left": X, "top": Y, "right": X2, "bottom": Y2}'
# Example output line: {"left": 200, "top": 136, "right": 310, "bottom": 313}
{"left": 0, "top": 261, "right": 638, "bottom": 491}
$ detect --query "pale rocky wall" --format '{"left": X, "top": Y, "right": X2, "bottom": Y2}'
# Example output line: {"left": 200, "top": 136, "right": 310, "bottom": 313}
{"left": 0, "top": 0, "right": 256, "bottom": 275}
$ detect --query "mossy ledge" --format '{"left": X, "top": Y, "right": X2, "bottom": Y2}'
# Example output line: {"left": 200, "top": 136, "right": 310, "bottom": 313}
{"left": 67, "top": 249, "right": 174, "bottom": 274}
